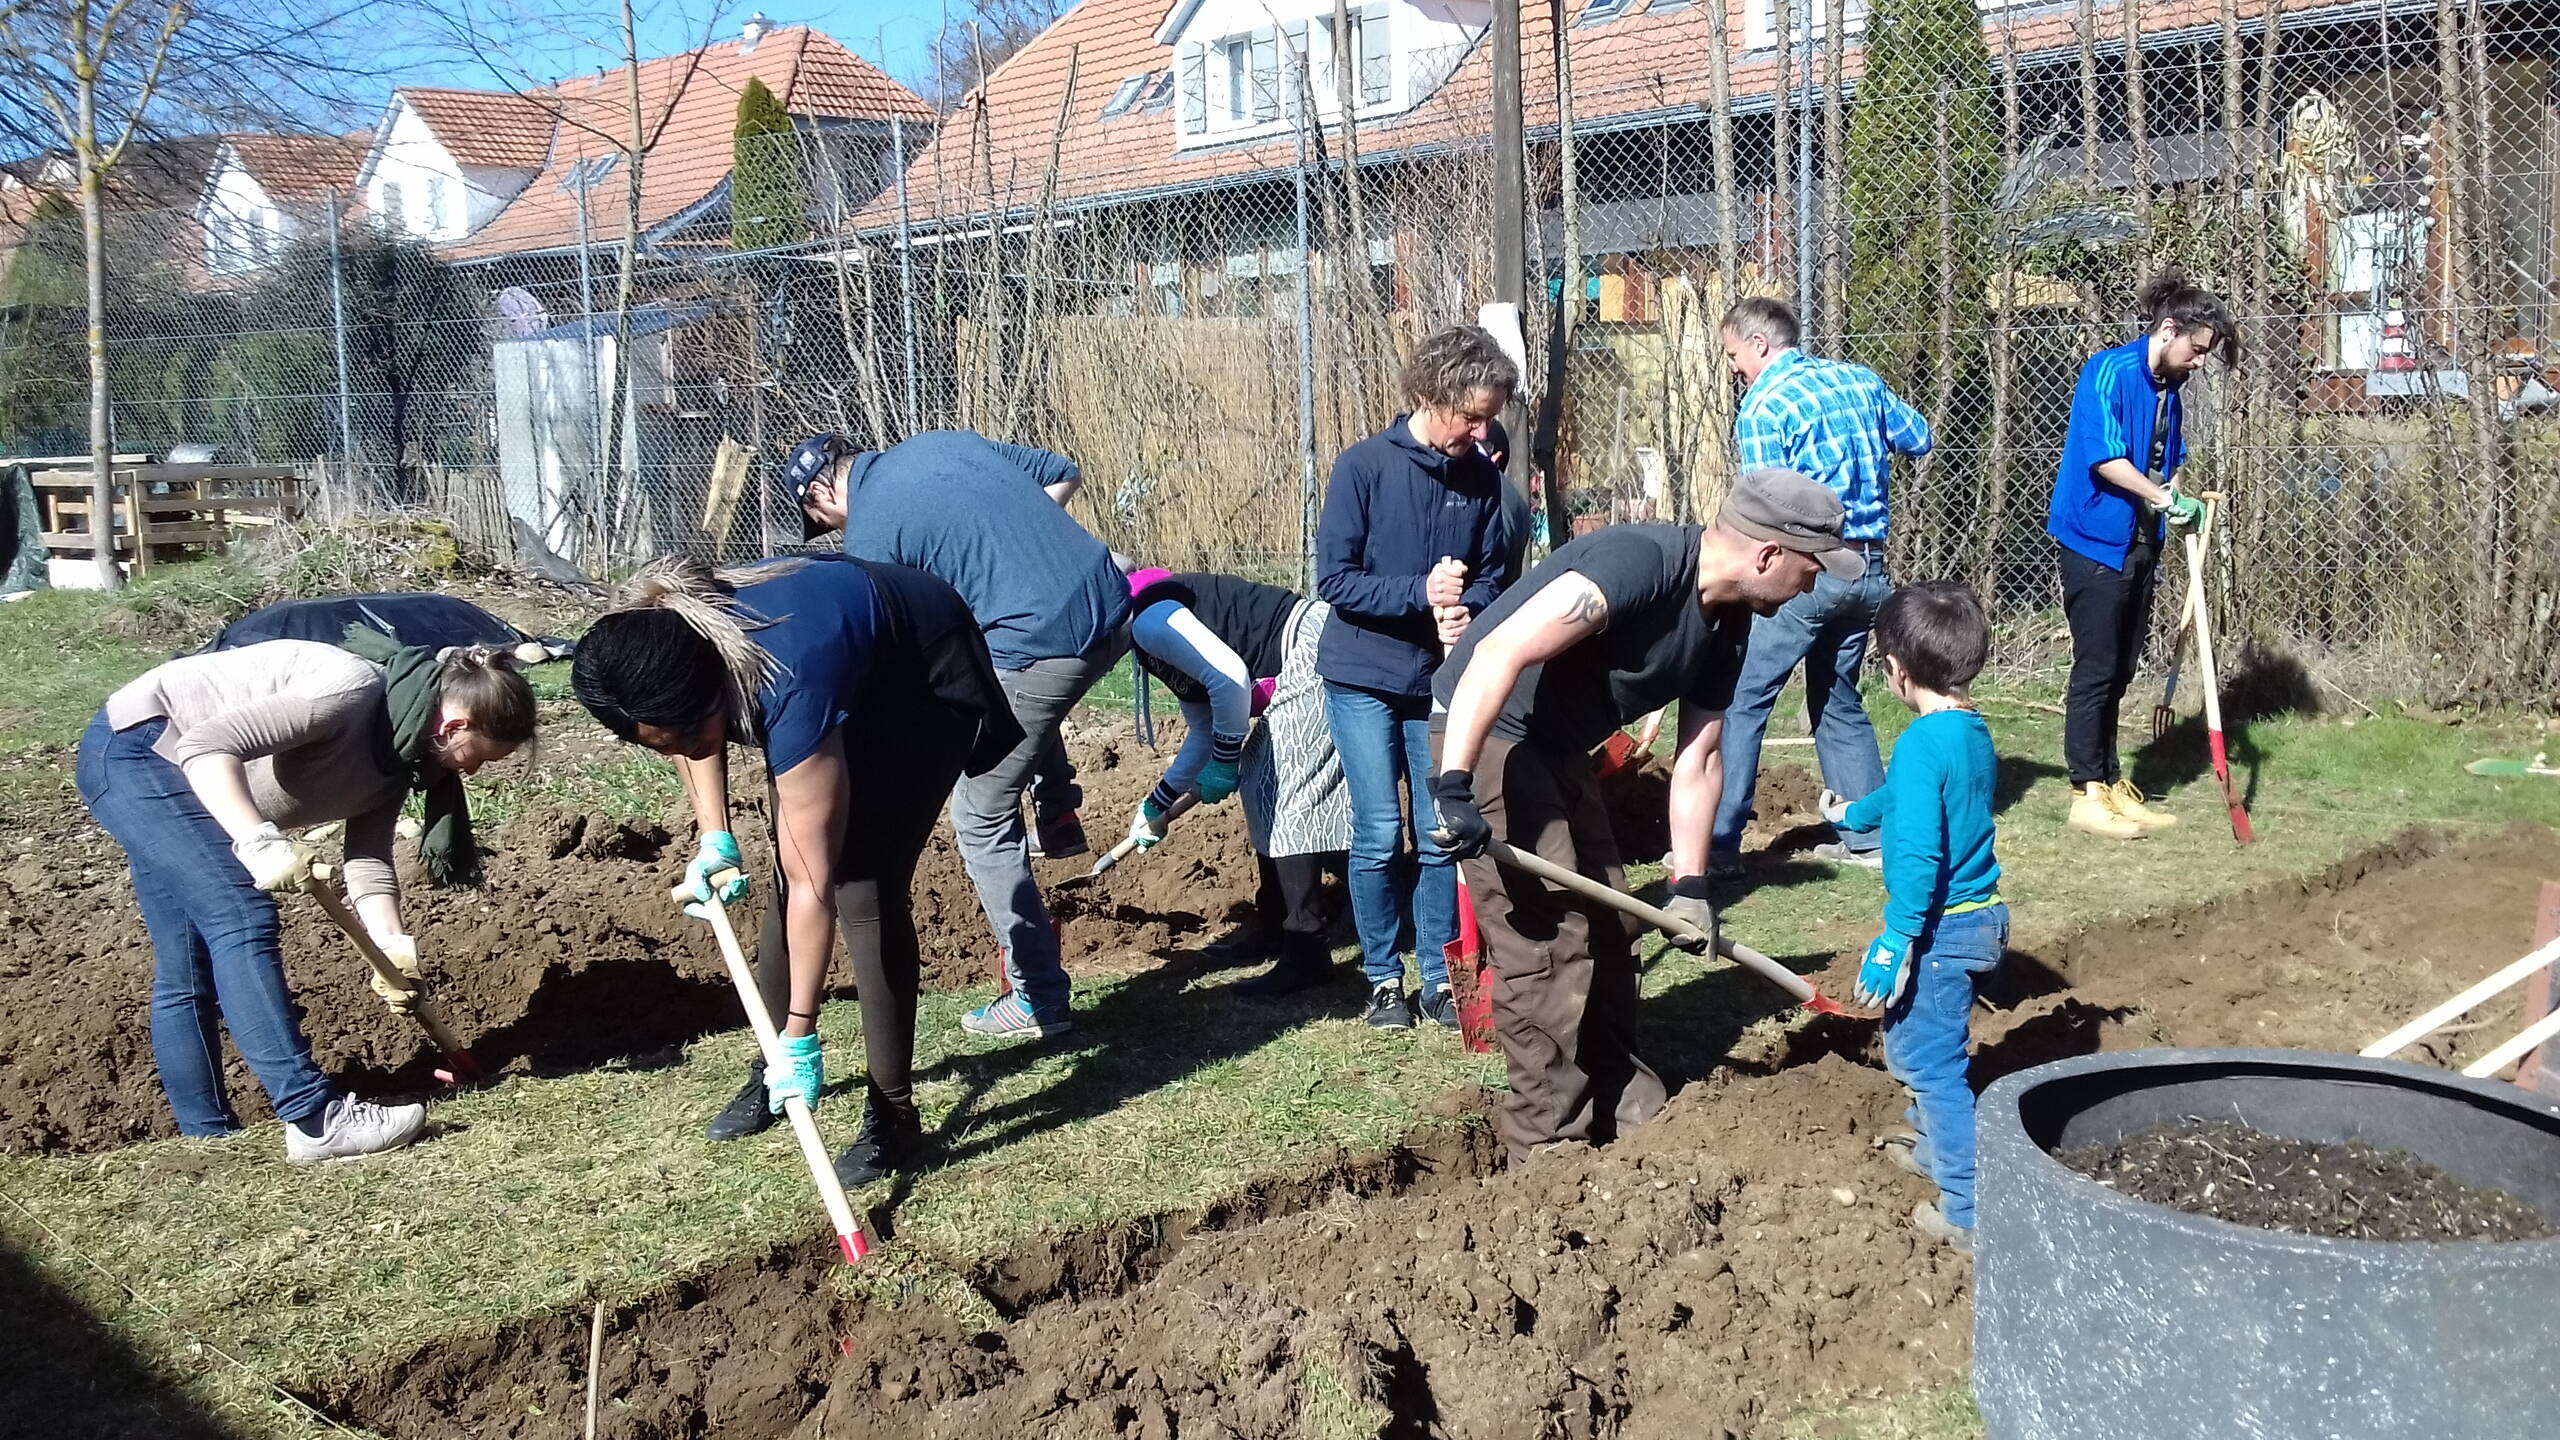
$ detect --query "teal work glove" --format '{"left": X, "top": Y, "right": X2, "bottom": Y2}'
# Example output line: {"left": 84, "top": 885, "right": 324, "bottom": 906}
{"left": 2163, "top": 490, "right": 2208, "bottom": 531}
{"left": 683, "top": 830, "right": 749, "bottom": 907}
{"left": 769, "top": 1031, "right": 823, "bottom": 1114}
{"left": 1195, "top": 758, "right": 1241, "bottom": 804}
{"left": 1856, "top": 931, "right": 1917, "bottom": 1010}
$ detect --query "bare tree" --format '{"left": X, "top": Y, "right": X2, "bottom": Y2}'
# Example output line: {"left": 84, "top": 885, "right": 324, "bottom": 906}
{"left": 925, "top": 0, "right": 1062, "bottom": 111}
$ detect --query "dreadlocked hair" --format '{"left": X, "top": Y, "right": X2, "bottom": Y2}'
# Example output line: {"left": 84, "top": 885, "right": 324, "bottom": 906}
{"left": 572, "top": 557, "right": 798, "bottom": 746}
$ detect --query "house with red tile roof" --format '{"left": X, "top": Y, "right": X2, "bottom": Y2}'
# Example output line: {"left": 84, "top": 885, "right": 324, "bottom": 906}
{"left": 444, "top": 18, "right": 934, "bottom": 263}
{"left": 857, "top": 0, "right": 2559, "bottom": 383}
{"left": 356, "top": 86, "right": 560, "bottom": 244}
{"left": 195, "top": 132, "right": 372, "bottom": 278}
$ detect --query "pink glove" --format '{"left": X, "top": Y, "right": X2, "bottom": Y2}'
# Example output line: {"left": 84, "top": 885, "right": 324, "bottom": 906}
{"left": 1249, "top": 677, "right": 1277, "bottom": 716}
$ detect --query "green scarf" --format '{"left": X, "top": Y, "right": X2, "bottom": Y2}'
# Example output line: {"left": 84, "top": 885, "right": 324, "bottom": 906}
{"left": 342, "top": 624, "right": 481, "bottom": 887}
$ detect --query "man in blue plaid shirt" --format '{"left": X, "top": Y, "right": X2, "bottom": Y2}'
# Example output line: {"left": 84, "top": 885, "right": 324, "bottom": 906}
{"left": 1710, "top": 298, "right": 1933, "bottom": 878}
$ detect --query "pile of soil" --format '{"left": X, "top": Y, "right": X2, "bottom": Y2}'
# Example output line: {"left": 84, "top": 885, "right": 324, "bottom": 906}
{"left": 2058, "top": 1119, "right": 2554, "bottom": 1243}
{"left": 0, "top": 723, "right": 1257, "bottom": 1155}
{"left": 1597, "top": 755, "right": 1824, "bottom": 864}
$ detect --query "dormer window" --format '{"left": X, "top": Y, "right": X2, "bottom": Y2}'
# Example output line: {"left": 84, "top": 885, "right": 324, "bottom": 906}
{"left": 1174, "top": 2, "right": 1392, "bottom": 145}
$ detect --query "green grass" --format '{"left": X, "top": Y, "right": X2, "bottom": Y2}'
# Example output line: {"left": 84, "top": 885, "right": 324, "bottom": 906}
{"left": 7, "top": 563, "right": 2560, "bottom": 1436}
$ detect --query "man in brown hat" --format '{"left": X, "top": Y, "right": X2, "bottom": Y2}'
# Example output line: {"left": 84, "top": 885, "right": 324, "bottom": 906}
{"left": 1425, "top": 468, "right": 1860, "bottom": 1162}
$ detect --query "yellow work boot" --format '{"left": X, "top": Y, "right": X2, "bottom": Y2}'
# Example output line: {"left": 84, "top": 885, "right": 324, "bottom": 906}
{"left": 2107, "top": 779, "right": 2179, "bottom": 830}
{"left": 2069, "top": 783, "right": 2145, "bottom": 839}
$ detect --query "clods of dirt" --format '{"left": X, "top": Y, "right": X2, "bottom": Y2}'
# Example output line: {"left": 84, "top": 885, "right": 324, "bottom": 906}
{"left": 2058, "top": 1118, "right": 2554, "bottom": 1242}
{"left": 1599, "top": 755, "right": 1825, "bottom": 864}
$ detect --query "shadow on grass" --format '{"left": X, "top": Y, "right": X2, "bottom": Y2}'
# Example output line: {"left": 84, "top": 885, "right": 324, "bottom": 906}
{"left": 1994, "top": 753, "right": 2070, "bottom": 815}
{"left": 0, "top": 1235, "right": 235, "bottom": 1439}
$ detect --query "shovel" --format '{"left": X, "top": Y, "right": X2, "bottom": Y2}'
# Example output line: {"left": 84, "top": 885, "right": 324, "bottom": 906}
{"left": 304, "top": 864, "right": 483, "bottom": 1086}
{"left": 1443, "top": 884, "right": 1496, "bottom": 1053}
{"left": 1481, "top": 839, "right": 1851, "bottom": 1016}
{"left": 675, "top": 867, "right": 871, "bottom": 1266}
{"left": 2181, "top": 508, "right": 2254, "bottom": 846}
{"left": 1596, "top": 707, "right": 1668, "bottom": 778}
{"left": 2151, "top": 496, "right": 2220, "bottom": 742}
{"left": 1064, "top": 791, "right": 1200, "bottom": 888}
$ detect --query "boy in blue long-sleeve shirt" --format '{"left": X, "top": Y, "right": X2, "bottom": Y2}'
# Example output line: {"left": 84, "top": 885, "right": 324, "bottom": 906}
{"left": 1821, "top": 580, "right": 2006, "bottom": 1251}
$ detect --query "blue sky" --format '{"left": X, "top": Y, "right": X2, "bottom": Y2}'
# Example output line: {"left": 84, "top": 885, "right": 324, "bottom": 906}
{"left": 404, "top": 1, "right": 962, "bottom": 101}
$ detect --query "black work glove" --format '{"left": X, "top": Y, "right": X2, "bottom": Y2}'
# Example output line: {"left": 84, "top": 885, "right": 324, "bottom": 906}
{"left": 1427, "top": 770, "right": 1491, "bottom": 860}
{"left": 1662, "top": 874, "right": 1716, "bottom": 953}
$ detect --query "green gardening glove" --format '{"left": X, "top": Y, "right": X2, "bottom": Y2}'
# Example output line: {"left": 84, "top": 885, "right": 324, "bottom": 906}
{"left": 2163, "top": 490, "right": 2207, "bottom": 531}
{"left": 769, "top": 1032, "right": 823, "bottom": 1114}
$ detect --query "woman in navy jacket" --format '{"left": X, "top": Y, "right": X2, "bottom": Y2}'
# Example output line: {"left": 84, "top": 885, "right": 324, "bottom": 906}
{"left": 1315, "top": 324, "right": 1518, "bottom": 1032}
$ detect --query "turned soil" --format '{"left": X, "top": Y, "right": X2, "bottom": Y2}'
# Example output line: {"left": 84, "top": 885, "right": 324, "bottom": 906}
{"left": 308, "top": 823, "right": 2560, "bottom": 1440}
{"left": 2058, "top": 1119, "right": 2555, "bottom": 1243}
{"left": 0, "top": 723, "right": 1265, "bottom": 1155}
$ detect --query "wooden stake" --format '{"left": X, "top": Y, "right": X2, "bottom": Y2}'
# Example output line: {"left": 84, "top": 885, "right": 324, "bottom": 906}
{"left": 585, "top": 1298, "right": 606, "bottom": 1440}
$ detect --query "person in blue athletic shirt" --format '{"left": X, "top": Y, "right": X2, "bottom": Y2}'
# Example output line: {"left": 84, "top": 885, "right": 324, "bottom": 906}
{"left": 571, "top": 555, "right": 1021, "bottom": 1186}
{"left": 2046, "top": 273, "right": 2236, "bottom": 841}
{"left": 1820, "top": 580, "right": 2006, "bottom": 1252}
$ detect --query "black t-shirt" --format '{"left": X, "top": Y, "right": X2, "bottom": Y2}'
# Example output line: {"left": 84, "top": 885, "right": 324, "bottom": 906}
{"left": 1434, "top": 524, "right": 1750, "bottom": 753}
{"left": 1132, "top": 572, "right": 1300, "bottom": 702}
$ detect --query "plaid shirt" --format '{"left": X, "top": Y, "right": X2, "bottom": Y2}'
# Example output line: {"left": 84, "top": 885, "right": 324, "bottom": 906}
{"left": 1734, "top": 349, "right": 1933, "bottom": 542}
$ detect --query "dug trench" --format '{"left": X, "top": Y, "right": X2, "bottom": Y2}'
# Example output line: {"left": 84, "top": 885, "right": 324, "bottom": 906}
{"left": 310, "top": 822, "right": 2560, "bottom": 1440}
{"left": 0, "top": 725, "right": 1268, "bottom": 1156}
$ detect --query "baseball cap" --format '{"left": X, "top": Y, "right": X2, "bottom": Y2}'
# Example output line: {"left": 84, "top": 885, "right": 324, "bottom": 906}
{"left": 1718, "top": 467, "right": 1862, "bottom": 581}
{"left": 785, "top": 434, "right": 854, "bottom": 540}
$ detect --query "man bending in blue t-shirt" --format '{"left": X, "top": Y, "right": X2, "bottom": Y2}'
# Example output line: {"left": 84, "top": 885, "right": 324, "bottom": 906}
{"left": 792, "top": 431, "right": 1131, "bottom": 1042}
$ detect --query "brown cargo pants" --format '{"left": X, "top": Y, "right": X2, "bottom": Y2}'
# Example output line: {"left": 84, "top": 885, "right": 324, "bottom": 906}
{"left": 1453, "top": 731, "right": 1669, "bottom": 1163}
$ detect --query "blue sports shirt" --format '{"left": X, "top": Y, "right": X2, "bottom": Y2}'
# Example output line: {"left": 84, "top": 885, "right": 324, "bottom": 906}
{"left": 1733, "top": 349, "right": 1933, "bottom": 542}
{"left": 2047, "top": 336, "right": 2184, "bottom": 569}
{"left": 731, "top": 556, "right": 882, "bottom": 778}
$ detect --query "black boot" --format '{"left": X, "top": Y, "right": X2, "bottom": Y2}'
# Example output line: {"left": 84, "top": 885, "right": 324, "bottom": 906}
{"left": 705, "top": 1060, "right": 776, "bottom": 1142}
{"left": 1236, "top": 933, "right": 1335, "bottom": 1000}
{"left": 833, "top": 1091, "right": 925, "bottom": 1187}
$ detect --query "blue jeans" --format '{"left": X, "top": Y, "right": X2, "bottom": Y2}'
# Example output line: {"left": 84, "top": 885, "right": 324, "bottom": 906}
{"left": 74, "top": 713, "right": 337, "bottom": 1135}
{"left": 1322, "top": 682, "right": 1453, "bottom": 992}
{"left": 1713, "top": 548, "right": 1890, "bottom": 857}
{"left": 1881, "top": 903, "right": 2009, "bottom": 1230}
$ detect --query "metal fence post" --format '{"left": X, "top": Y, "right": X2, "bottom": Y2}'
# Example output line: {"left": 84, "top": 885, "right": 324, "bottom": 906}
{"left": 892, "top": 115, "right": 923, "bottom": 435}
{"left": 1294, "top": 100, "right": 1318, "bottom": 591}
{"left": 325, "top": 193, "right": 360, "bottom": 504}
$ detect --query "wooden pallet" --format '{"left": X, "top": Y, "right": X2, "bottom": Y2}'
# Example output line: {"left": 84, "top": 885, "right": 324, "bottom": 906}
{"left": 30, "top": 464, "right": 310, "bottom": 575}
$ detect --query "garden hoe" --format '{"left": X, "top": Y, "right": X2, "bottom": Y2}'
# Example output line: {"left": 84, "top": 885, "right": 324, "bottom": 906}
{"left": 1482, "top": 840, "right": 1850, "bottom": 1016}
{"left": 305, "top": 864, "right": 483, "bottom": 1085}
{"left": 2150, "top": 499, "right": 2219, "bottom": 742}
{"left": 676, "top": 867, "right": 871, "bottom": 1266}
{"left": 2181, "top": 501, "right": 2255, "bottom": 845}
{"left": 1065, "top": 791, "right": 1200, "bottom": 889}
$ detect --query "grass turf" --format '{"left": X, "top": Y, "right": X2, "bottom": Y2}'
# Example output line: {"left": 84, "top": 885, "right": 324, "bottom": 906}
{"left": 6, "top": 566, "right": 2560, "bottom": 1438}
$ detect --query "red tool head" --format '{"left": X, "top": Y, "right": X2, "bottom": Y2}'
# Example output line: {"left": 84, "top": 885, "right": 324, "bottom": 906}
{"left": 1803, "top": 989, "right": 1853, "bottom": 1018}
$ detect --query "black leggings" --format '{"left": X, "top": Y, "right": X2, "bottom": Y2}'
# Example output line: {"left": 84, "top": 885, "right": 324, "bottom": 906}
{"left": 752, "top": 720, "right": 969, "bottom": 1112}
{"left": 2060, "top": 539, "right": 2161, "bottom": 786}
{"left": 1254, "top": 851, "right": 1344, "bottom": 943}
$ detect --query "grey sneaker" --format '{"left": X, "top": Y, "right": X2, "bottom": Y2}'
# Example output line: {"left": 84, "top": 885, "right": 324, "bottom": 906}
{"left": 961, "top": 991, "right": 1074, "bottom": 1040}
{"left": 1363, "top": 982, "right": 1414, "bottom": 1030}
{"left": 283, "top": 1094, "right": 427, "bottom": 1164}
{"left": 1878, "top": 1131, "right": 1937, "bottom": 1180}
{"left": 1806, "top": 841, "right": 1885, "bottom": 871}
{"left": 1911, "top": 1199, "right": 1973, "bottom": 1252}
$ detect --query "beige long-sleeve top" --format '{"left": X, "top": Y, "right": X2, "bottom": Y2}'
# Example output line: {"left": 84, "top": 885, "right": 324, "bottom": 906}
{"left": 104, "top": 640, "right": 407, "bottom": 903}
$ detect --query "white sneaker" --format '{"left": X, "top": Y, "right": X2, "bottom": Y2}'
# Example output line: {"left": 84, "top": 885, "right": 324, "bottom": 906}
{"left": 283, "top": 1094, "right": 428, "bottom": 1164}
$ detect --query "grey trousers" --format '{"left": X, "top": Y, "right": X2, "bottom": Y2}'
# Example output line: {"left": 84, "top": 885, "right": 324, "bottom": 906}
{"left": 949, "top": 634, "right": 1128, "bottom": 1015}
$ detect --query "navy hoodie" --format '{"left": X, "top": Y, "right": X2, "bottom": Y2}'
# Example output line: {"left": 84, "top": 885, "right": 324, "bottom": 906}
{"left": 1314, "top": 417, "right": 1514, "bottom": 697}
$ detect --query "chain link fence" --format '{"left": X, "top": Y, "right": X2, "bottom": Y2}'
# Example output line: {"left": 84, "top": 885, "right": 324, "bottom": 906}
{"left": 6, "top": 0, "right": 2560, "bottom": 700}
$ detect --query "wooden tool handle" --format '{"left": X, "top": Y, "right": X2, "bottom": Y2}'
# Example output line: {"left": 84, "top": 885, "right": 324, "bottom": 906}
{"left": 678, "top": 868, "right": 869, "bottom": 1264}
{"left": 1482, "top": 840, "right": 1818, "bottom": 1006}
{"left": 1087, "top": 791, "right": 1202, "bottom": 877}
{"left": 304, "top": 867, "right": 476, "bottom": 1066}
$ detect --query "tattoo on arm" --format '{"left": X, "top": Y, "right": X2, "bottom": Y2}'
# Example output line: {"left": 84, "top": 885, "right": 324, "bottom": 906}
{"left": 1563, "top": 583, "right": 1610, "bottom": 628}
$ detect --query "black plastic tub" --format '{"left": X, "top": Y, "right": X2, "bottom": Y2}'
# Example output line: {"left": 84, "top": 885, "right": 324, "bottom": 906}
{"left": 1974, "top": 1048, "right": 2560, "bottom": 1439}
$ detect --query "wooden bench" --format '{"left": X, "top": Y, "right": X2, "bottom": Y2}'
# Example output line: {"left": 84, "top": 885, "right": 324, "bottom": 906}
{"left": 31, "top": 464, "right": 310, "bottom": 575}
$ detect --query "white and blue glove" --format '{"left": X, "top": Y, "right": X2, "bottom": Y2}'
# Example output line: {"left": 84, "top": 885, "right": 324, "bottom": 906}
{"left": 1128, "top": 794, "right": 1175, "bottom": 851}
{"left": 1855, "top": 931, "right": 1917, "bottom": 1010}
{"left": 1819, "top": 788, "right": 1850, "bottom": 827}
{"left": 769, "top": 1032, "right": 823, "bottom": 1114}
{"left": 682, "top": 830, "right": 749, "bottom": 908}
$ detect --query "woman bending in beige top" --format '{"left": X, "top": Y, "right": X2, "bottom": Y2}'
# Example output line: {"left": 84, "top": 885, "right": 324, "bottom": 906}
{"left": 76, "top": 633, "right": 534, "bottom": 1162}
